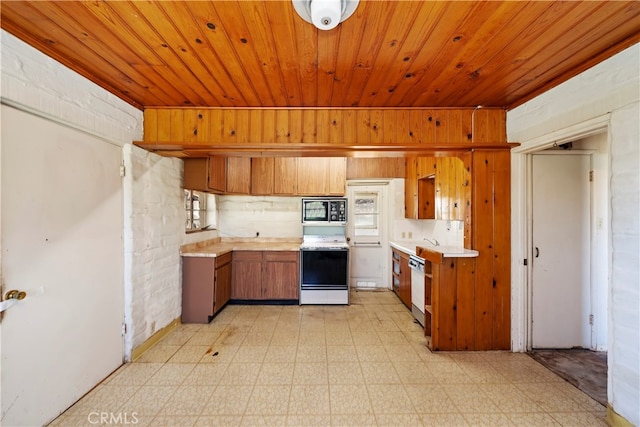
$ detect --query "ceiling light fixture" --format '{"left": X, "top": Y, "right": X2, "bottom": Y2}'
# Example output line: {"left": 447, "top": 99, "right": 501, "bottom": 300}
{"left": 292, "top": 0, "right": 360, "bottom": 31}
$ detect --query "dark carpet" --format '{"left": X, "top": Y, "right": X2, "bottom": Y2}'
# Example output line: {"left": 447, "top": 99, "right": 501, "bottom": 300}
{"left": 528, "top": 349, "right": 607, "bottom": 406}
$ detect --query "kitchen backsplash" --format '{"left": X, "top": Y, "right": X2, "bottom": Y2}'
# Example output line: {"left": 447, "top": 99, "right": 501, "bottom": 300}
{"left": 217, "top": 195, "right": 303, "bottom": 238}
{"left": 392, "top": 218, "right": 464, "bottom": 246}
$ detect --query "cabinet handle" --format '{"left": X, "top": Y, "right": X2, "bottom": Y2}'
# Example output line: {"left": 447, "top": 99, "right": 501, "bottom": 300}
{"left": 535, "top": 247, "right": 540, "bottom": 258}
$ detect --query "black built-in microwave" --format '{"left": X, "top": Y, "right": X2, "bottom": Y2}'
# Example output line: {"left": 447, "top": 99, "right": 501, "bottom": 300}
{"left": 301, "top": 198, "right": 348, "bottom": 224}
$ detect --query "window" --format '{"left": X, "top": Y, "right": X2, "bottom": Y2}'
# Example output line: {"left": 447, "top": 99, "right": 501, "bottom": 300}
{"left": 184, "top": 189, "right": 207, "bottom": 231}
{"left": 352, "top": 190, "right": 381, "bottom": 241}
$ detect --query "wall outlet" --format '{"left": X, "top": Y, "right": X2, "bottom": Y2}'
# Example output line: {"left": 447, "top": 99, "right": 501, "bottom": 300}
{"left": 401, "top": 232, "right": 406, "bottom": 239}
{"left": 408, "top": 232, "right": 413, "bottom": 239}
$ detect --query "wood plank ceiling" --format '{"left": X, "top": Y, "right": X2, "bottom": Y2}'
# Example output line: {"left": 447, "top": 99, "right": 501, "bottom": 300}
{"left": 1, "top": 1, "right": 639, "bottom": 111}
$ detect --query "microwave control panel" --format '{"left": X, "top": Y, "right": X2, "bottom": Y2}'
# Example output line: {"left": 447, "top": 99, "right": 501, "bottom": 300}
{"left": 329, "top": 200, "right": 347, "bottom": 222}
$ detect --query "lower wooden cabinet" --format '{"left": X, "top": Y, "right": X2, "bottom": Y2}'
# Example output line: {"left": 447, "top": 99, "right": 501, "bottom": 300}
{"left": 232, "top": 251, "right": 299, "bottom": 300}
{"left": 417, "top": 248, "right": 476, "bottom": 351}
{"left": 391, "top": 249, "right": 411, "bottom": 309}
{"left": 182, "top": 252, "right": 232, "bottom": 323}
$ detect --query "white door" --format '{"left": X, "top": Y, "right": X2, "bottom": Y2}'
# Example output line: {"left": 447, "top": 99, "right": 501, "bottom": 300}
{"left": 1, "top": 106, "right": 125, "bottom": 426}
{"left": 347, "top": 183, "right": 388, "bottom": 289}
{"left": 531, "top": 153, "right": 591, "bottom": 349}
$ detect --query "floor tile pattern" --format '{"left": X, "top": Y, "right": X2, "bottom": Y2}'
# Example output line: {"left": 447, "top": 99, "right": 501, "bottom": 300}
{"left": 51, "top": 290, "right": 606, "bottom": 426}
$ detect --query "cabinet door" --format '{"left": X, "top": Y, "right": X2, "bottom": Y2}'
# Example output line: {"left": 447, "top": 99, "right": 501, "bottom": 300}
{"left": 404, "top": 158, "right": 418, "bottom": 219}
{"left": 435, "top": 157, "right": 465, "bottom": 221}
{"left": 297, "top": 158, "right": 328, "bottom": 195}
{"left": 214, "top": 253, "right": 232, "bottom": 314}
{"left": 231, "top": 251, "right": 263, "bottom": 299}
{"left": 251, "top": 158, "right": 275, "bottom": 195}
{"left": 327, "top": 158, "right": 346, "bottom": 196}
{"left": 182, "top": 257, "right": 215, "bottom": 323}
{"left": 207, "top": 156, "right": 227, "bottom": 192}
{"left": 399, "top": 251, "right": 412, "bottom": 309}
{"left": 183, "top": 158, "right": 209, "bottom": 192}
{"left": 226, "top": 157, "right": 251, "bottom": 194}
{"left": 274, "top": 158, "right": 298, "bottom": 195}
{"left": 263, "top": 251, "right": 299, "bottom": 299}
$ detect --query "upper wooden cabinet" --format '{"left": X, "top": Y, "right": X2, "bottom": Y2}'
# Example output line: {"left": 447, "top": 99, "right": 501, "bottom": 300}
{"left": 186, "top": 156, "right": 346, "bottom": 196}
{"left": 183, "top": 156, "right": 250, "bottom": 194}
{"left": 405, "top": 156, "right": 467, "bottom": 221}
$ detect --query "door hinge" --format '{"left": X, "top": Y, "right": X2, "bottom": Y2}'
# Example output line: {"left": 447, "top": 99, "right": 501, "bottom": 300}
{"left": 523, "top": 258, "right": 528, "bottom": 266}
{"left": 120, "top": 163, "right": 126, "bottom": 177}
{"left": 589, "top": 314, "right": 594, "bottom": 325}
{"left": 122, "top": 322, "right": 127, "bottom": 336}
{"left": 589, "top": 170, "right": 593, "bottom": 182}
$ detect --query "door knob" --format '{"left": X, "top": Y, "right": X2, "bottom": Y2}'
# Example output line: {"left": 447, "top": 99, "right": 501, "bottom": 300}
{"left": 4, "top": 290, "right": 27, "bottom": 300}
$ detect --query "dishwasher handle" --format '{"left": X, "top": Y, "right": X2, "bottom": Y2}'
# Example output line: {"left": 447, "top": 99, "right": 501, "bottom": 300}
{"left": 408, "top": 255, "right": 425, "bottom": 272}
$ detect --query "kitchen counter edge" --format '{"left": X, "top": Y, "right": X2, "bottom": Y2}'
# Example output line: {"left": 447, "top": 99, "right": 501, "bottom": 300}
{"left": 389, "top": 241, "right": 479, "bottom": 258}
{"left": 181, "top": 238, "right": 303, "bottom": 257}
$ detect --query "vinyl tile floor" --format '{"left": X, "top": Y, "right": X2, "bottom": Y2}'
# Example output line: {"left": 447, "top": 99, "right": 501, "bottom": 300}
{"left": 51, "top": 290, "right": 607, "bottom": 426}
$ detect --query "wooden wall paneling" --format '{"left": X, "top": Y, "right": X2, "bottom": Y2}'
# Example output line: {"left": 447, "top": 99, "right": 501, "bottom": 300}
{"left": 421, "top": 109, "right": 436, "bottom": 144}
{"left": 342, "top": 110, "right": 358, "bottom": 144}
{"left": 183, "top": 110, "right": 198, "bottom": 143}
{"left": 235, "top": 110, "right": 250, "bottom": 144}
{"left": 356, "top": 109, "right": 371, "bottom": 144}
{"left": 434, "top": 110, "right": 448, "bottom": 143}
{"left": 382, "top": 110, "right": 397, "bottom": 143}
{"left": 208, "top": 109, "right": 224, "bottom": 144}
{"left": 397, "top": 110, "right": 412, "bottom": 144}
{"left": 144, "top": 109, "right": 158, "bottom": 142}
{"left": 449, "top": 110, "right": 466, "bottom": 143}
{"left": 409, "top": 110, "right": 423, "bottom": 143}
{"left": 369, "top": 109, "right": 384, "bottom": 143}
{"left": 195, "top": 110, "right": 210, "bottom": 144}
{"left": 275, "top": 109, "right": 289, "bottom": 143}
{"left": 226, "top": 157, "right": 251, "bottom": 194}
{"left": 170, "top": 109, "right": 184, "bottom": 142}
{"left": 274, "top": 157, "right": 297, "bottom": 194}
{"left": 455, "top": 257, "right": 476, "bottom": 350}
{"left": 471, "top": 108, "right": 489, "bottom": 143}
{"left": 460, "top": 152, "right": 473, "bottom": 249}
{"left": 328, "top": 110, "right": 342, "bottom": 144}
{"left": 316, "top": 109, "right": 330, "bottom": 143}
{"left": 249, "top": 109, "right": 263, "bottom": 142}
{"left": 156, "top": 109, "right": 172, "bottom": 142}
{"left": 471, "top": 151, "right": 495, "bottom": 350}
{"left": 492, "top": 150, "right": 511, "bottom": 349}
{"left": 288, "top": 109, "right": 303, "bottom": 143}
{"left": 223, "top": 109, "right": 237, "bottom": 143}
{"left": 302, "top": 109, "right": 316, "bottom": 143}
{"left": 250, "top": 157, "right": 275, "bottom": 195}
{"left": 346, "top": 158, "right": 405, "bottom": 179}
{"left": 262, "top": 109, "right": 276, "bottom": 143}
{"left": 488, "top": 109, "right": 507, "bottom": 143}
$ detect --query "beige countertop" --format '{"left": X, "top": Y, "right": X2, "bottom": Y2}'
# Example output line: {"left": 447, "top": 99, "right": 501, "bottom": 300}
{"left": 180, "top": 237, "right": 302, "bottom": 257}
{"left": 389, "top": 240, "right": 479, "bottom": 258}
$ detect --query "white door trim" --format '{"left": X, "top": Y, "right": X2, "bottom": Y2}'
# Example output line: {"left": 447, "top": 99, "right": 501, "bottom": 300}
{"left": 511, "top": 114, "right": 610, "bottom": 352}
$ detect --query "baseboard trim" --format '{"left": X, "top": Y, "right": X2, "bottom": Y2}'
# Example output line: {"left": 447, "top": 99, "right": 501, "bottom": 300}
{"left": 131, "top": 317, "right": 181, "bottom": 361}
{"left": 606, "top": 404, "right": 633, "bottom": 427}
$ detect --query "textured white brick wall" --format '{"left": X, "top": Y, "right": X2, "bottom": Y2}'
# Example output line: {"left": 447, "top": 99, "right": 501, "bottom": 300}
{"left": 509, "top": 43, "right": 639, "bottom": 424}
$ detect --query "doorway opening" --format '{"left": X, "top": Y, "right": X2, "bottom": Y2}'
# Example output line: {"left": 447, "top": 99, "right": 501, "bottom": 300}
{"left": 525, "top": 132, "right": 609, "bottom": 406}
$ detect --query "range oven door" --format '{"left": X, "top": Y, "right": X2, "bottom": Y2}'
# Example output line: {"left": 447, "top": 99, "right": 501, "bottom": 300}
{"left": 300, "top": 248, "right": 349, "bottom": 290}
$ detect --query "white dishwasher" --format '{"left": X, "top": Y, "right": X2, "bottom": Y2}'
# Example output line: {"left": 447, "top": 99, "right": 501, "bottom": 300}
{"left": 408, "top": 254, "right": 425, "bottom": 327}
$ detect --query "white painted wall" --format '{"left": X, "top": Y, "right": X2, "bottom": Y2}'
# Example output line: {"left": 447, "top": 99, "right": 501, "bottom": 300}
{"left": 508, "top": 43, "right": 639, "bottom": 424}
{"left": 389, "top": 178, "right": 464, "bottom": 246}
{"left": 217, "top": 195, "right": 302, "bottom": 238}
{"left": 1, "top": 30, "right": 219, "bottom": 360}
